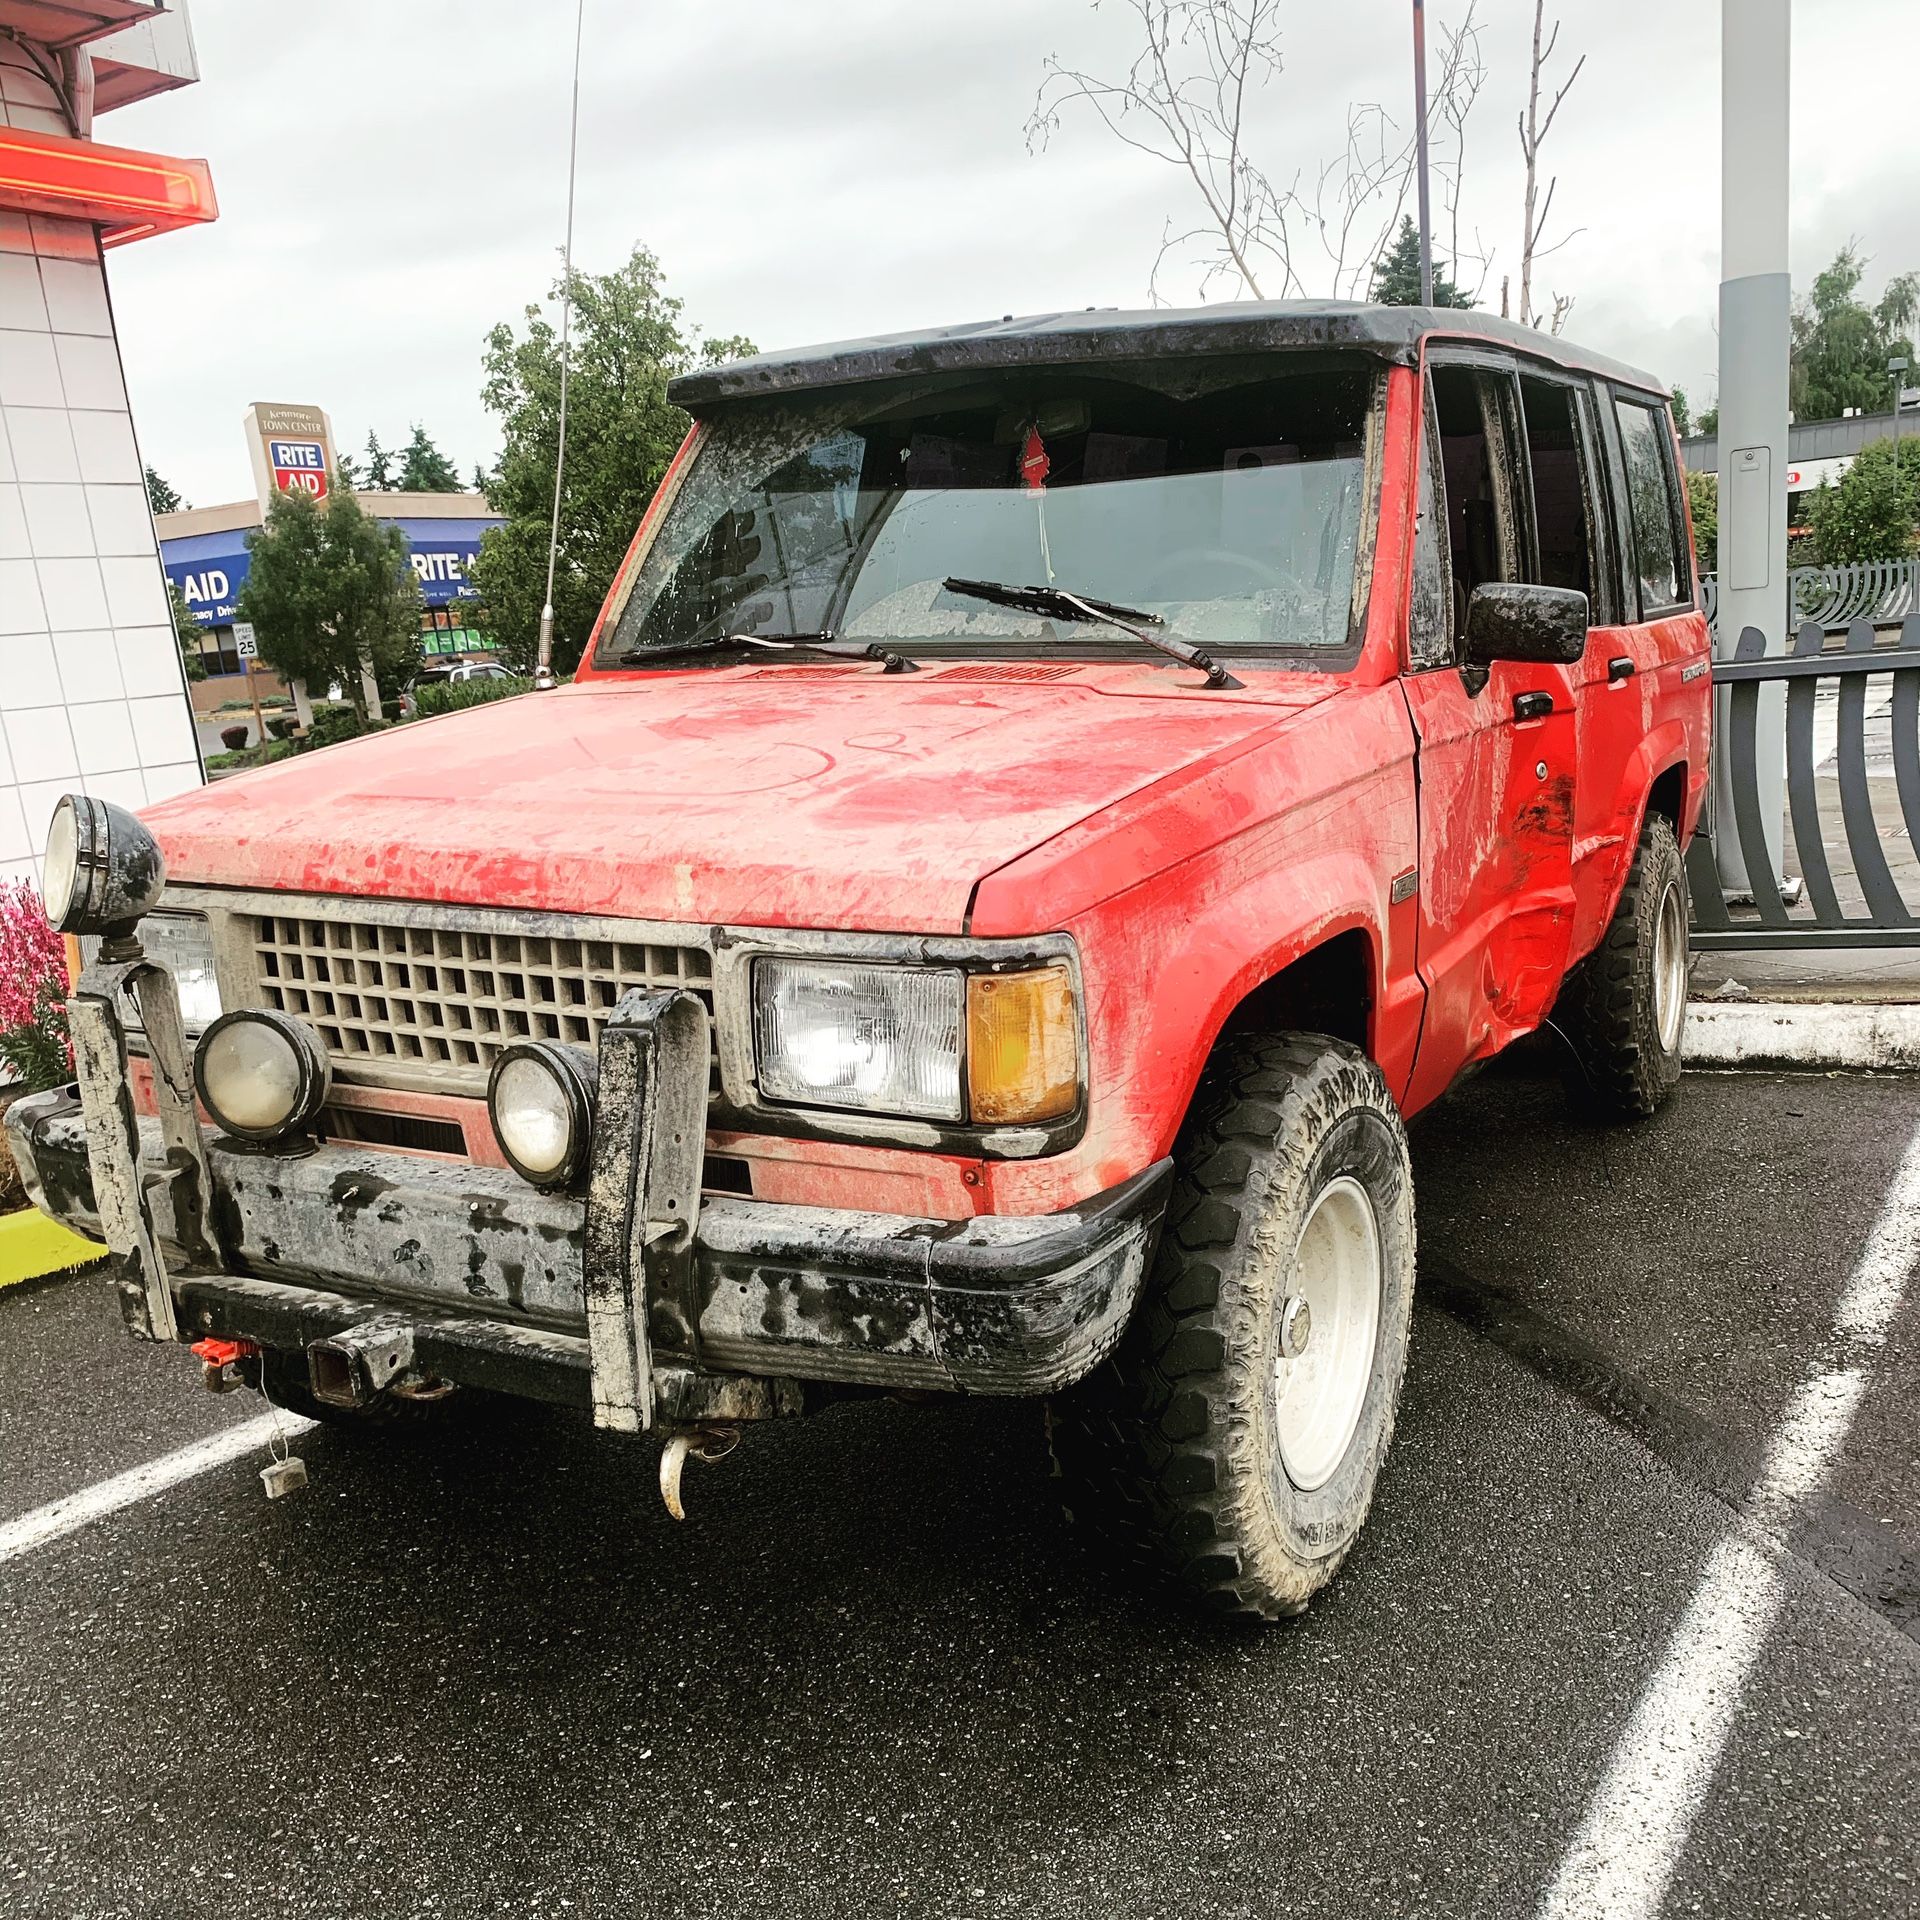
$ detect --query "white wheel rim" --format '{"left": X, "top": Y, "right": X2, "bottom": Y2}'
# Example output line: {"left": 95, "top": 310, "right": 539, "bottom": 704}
{"left": 1653, "top": 877, "right": 1687, "bottom": 1056}
{"left": 1272, "top": 1175, "right": 1382, "bottom": 1492}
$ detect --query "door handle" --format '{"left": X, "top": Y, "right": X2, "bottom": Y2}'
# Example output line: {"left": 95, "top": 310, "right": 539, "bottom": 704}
{"left": 1607, "top": 656, "right": 1636, "bottom": 684}
{"left": 1513, "top": 691, "right": 1555, "bottom": 722}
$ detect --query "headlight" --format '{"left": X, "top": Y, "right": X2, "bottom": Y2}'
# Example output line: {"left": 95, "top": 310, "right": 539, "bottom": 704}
{"left": 194, "top": 1010, "right": 331, "bottom": 1141}
{"left": 42, "top": 793, "right": 165, "bottom": 935}
{"left": 752, "top": 956, "right": 1082, "bottom": 1127}
{"left": 114, "top": 912, "right": 222, "bottom": 1035}
{"left": 489, "top": 1041, "right": 597, "bottom": 1190}
{"left": 752, "top": 958, "right": 965, "bottom": 1121}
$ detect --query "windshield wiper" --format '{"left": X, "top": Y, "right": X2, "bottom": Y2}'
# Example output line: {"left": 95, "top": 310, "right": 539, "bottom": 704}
{"left": 617, "top": 631, "right": 918, "bottom": 673}
{"left": 941, "top": 578, "right": 1243, "bottom": 690}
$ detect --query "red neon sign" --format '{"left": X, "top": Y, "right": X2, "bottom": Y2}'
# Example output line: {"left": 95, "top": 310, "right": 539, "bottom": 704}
{"left": 0, "top": 125, "right": 217, "bottom": 246}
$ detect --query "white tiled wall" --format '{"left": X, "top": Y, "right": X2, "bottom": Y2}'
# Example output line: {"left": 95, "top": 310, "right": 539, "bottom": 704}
{"left": 0, "top": 194, "right": 202, "bottom": 887}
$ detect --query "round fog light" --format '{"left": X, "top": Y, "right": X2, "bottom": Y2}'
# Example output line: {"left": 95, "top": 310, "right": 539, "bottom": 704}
{"left": 194, "top": 1010, "right": 331, "bottom": 1141}
{"left": 42, "top": 792, "right": 166, "bottom": 935}
{"left": 489, "top": 1042, "right": 597, "bottom": 1191}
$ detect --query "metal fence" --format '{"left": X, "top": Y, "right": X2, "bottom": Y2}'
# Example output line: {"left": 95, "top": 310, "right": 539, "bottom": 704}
{"left": 1688, "top": 617, "right": 1920, "bottom": 949}
{"left": 1701, "top": 559, "right": 1920, "bottom": 634}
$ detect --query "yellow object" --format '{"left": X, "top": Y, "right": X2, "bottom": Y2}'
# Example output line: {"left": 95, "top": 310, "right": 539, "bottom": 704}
{"left": 0, "top": 1207, "right": 105, "bottom": 1288}
{"left": 966, "top": 965, "right": 1080, "bottom": 1124}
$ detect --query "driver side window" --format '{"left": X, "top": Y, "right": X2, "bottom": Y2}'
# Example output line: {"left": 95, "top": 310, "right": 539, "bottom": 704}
{"left": 1427, "top": 364, "right": 1523, "bottom": 652}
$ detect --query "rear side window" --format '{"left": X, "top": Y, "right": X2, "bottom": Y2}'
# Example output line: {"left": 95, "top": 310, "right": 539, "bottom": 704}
{"left": 1612, "top": 397, "right": 1688, "bottom": 615}
{"left": 1519, "top": 377, "right": 1601, "bottom": 607}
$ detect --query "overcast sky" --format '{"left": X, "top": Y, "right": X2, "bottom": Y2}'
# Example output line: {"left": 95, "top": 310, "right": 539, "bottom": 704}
{"left": 101, "top": 0, "right": 1920, "bottom": 508}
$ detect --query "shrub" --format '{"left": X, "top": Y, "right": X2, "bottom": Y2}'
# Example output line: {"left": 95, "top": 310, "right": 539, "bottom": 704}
{"left": 0, "top": 880, "right": 72, "bottom": 1092}
{"left": 411, "top": 675, "right": 531, "bottom": 718}
{"left": 297, "top": 705, "right": 370, "bottom": 752}
{"left": 265, "top": 715, "right": 297, "bottom": 741}
{"left": 220, "top": 723, "right": 250, "bottom": 751}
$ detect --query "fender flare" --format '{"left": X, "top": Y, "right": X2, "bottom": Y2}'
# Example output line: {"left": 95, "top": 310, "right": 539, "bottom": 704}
{"left": 1100, "top": 847, "right": 1392, "bottom": 1160}
{"left": 1580, "top": 721, "right": 1690, "bottom": 937}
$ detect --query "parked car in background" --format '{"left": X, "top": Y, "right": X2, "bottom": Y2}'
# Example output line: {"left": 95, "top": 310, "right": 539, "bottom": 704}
{"left": 398, "top": 658, "right": 517, "bottom": 716}
{"left": 10, "top": 302, "right": 1709, "bottom": 1620}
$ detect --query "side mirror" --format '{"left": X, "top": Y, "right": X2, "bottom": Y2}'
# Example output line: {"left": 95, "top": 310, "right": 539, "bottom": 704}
{"left": 1464, "top": 583, "right": 1589, "bottom": 667}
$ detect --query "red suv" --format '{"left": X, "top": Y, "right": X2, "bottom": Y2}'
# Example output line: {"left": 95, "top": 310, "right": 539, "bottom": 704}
{"left": 12, "top": 303, "right": 1708, "bottom": 1619}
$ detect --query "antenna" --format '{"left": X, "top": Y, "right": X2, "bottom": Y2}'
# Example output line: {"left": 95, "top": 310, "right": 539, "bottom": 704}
{"left": 533, "top": 0, "right": 585, "bottom": 691}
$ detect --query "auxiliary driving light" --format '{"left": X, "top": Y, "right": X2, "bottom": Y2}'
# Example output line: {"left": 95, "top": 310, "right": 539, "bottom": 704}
{"left": 42, "top": 792, "right": 165, "bottom": 936}
{"left": 488, "top": 1041, "right": 598, "bottom": 1191}
{"left": 193, "top": 1010, "right": 331, "bottom": 1142}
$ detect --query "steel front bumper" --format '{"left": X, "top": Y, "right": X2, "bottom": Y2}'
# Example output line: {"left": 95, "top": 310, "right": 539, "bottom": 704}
{"left": 5, "top": 1087, "right": 1170, "bottom": 1410}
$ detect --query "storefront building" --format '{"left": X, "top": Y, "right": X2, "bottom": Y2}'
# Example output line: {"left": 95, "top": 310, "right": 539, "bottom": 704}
{"left": 0, "top": 2, "right": 214, "bottom": 886}
{"left": 158, "top": 488, "right": 503, "bottom": 712}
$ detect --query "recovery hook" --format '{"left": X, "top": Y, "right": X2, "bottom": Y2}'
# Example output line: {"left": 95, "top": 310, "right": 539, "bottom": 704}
{"left": 657, "top": 1424, "right": 743, "bottom": 1522}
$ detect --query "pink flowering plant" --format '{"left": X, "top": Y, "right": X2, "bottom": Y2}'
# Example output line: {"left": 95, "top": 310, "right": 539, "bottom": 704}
{"left": 0, "top": 878, "right": 73, "bottom": 1092}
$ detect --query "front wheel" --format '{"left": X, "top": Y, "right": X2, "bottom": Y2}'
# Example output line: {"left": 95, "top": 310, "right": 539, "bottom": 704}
{"left": 1050, "top": 1033, "right": 1416, "bottom": 1621}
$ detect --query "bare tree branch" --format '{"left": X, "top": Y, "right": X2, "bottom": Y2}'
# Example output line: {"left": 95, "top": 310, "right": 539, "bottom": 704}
{"left": 1029, "top": 1, "right": 1488, "bottom": 306}
{"left": 1516, "top": 0, "right": 1585, "bottom": 327}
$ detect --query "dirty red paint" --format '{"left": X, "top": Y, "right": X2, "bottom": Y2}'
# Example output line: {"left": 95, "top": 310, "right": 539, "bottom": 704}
{"left": 141, "top": 350, "right": 1710, "bottom": 1223}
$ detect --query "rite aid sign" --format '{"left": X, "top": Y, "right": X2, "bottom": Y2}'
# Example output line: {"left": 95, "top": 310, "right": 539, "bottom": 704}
{"left": 244, "top": 401, "right": 337, "bottom": 513}
{"left": 268, "top": 438, "right": 329, "bottom": 500}
{"left": 162, "top": 515, "right": 502, "bottom": 628}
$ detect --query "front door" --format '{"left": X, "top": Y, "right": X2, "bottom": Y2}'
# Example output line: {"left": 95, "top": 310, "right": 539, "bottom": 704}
{"left": 1401, "top": 359, "right": 1578, "bottom": 1113}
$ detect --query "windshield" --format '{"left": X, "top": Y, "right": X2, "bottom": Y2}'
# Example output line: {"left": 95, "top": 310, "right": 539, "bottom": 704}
{"left": 600, "top": 358, "right": 1380, "bottom": 667}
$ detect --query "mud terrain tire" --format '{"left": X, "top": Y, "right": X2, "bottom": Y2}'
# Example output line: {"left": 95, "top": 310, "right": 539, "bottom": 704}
{"left": 1557, "top": 811, "right": 1688, "bottom": 1121}
{"left": 1050, "top": 1033, "right": 1416, "bottom": 1621}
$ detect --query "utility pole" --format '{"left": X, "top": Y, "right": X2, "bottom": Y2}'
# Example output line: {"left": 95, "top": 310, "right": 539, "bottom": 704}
{"left": 1412, "top": 0, "right": 1434, "bottom": 306}
{"left": 1893, "top": 355, "right": 1909, "bottom": 478}
{"left": 1713, "top": 0, "right": 1791, "bottom": 892}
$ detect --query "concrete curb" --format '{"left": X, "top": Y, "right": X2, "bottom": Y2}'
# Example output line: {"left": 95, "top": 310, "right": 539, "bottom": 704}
{"left": 1685, "top": 1000, "right": 1920, "bottom": 1071}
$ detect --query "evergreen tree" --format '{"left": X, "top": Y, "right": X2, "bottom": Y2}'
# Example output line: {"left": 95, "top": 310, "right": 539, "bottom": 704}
{"left": 363, "top": 432, "right": 394, "bottom": 490}
{"left": 1369, "top": 217, "right": 1473, "bottom": 308}
{"left": 144, "top": 465, "right": 186, "bottom": 515}
{"left": 397, "top": 424, "right": 462, "bottom": 493}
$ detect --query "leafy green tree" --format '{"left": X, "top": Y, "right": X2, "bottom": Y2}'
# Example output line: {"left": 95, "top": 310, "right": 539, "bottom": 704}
{"left": 1369, "top": 216, "right": 1473, "bottom": 308}
{"left": 1698, "top": 402, "right": 1718, "bottom": 439}
{"left": 237, "top": 487, "right": 424, "bottom": 720}
{"left": 1683, "top": 468, "right": 1717, "bottom": 575}
{"left": 470, "top": 243, "right": 752, "bottom": 673}
{"left": 397, "top": 424, "right": 462, "bottom": 493}
{"left": 1790, "top": 244, "right": 1918, "bottom": 423}
{"left": 1804, "top": 437, "right": 1920, "bottom": 565}
{"left": 145, "top": 465, "right": 186, "bottom": 515}
{"left": 168, "top": 577, "right": 205, "bottom": 681}
{"left": 1670, "top": 387, "right": 1693, "bottom": 438}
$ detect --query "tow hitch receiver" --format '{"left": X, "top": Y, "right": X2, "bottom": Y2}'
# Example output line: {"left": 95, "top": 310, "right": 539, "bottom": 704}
{"left": 306, "top": 1317, "right": 418, "bottom": 1409}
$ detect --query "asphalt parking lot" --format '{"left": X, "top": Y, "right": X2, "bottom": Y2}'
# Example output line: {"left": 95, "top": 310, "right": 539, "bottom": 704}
{"left": 2, "top": 1064, "right": 1916, "bottom": 1920}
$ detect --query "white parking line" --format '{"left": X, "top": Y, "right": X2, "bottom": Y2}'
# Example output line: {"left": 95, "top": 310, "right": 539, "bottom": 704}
{"left": 0, "top": 1411, "right": 317, "bottom": 1567}
{"left": 1537, "top": 1128, "right": 1920, "bottom": 1920}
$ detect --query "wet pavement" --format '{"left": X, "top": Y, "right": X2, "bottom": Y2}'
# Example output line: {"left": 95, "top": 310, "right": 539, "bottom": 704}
{"left": 2, "top": 1065, "right": 1915, "bottom": 1919}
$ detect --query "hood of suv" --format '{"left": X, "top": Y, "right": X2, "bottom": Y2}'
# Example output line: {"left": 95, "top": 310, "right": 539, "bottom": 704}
{"left": 145, "top": 666, "right": 1337, "bottom": 933}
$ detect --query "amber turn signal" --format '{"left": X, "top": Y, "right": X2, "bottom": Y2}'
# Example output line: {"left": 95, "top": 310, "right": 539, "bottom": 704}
{"left": 966, "top": 966, "right": 1079, "bottom": 1124}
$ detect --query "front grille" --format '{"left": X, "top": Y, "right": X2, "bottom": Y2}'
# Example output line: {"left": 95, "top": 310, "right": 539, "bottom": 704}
{"left": 249, "top": 910, "right": 717, "bottom": 1086}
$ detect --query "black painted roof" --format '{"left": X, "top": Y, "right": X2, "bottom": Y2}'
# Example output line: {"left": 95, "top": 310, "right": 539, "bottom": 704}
{"left": 668, "top": 299, "right": 1669, "bottom": 410}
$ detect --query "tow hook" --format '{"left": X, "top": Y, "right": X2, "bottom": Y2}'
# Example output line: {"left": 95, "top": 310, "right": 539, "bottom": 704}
{"left": 658, "top": 1424, "right": 743, "bottom": 1522}
{"left": 189, "top": 1336, "right": 257, "bottom": 1394}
